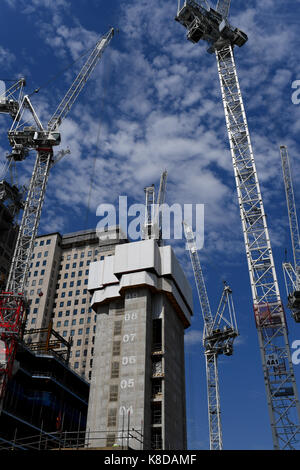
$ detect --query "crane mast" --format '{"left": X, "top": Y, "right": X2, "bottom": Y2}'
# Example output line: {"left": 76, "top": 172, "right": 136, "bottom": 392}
{"left": 0, "top": 28, "right": 114, "bottom": 399}
{"left": 183, "top": 222, "right": 238, "bottom": 450}
{"left": 143, "top": 170, "right": 168, "bottom": 242}
{"left": 176, "top": 0, "right": 300, "bottom": 449}
{"left": 280, "top": 145, "right": 300, "bottom": 322}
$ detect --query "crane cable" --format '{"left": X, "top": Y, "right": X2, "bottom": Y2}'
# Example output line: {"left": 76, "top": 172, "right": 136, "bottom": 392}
{"left": 27, "top": 41, "right": 99, "bottom": 97}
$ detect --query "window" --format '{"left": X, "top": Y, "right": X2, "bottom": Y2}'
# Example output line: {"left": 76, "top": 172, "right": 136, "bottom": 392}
{"left": 41, "top": 269, "right": 45, "bottom": 275}
{"left": 30, "top": 290, "right": 34, "bottom": 296}
{"left": 71, "top": 272, "right": 75, "bottom": 278}
{"left": 46, "top": 239, "right": 51, "bottom": 245}
{"left": 79, "top": 261, "right": 84, "bottom": 267}
{"left": 75, "top": 290, "right": 80, "bottom": 296}
{"left": 79, "top": 318, "right": 84, "bottom": 324}
{"left": 78, "top": 329, "right": 83, "bottom": 335}
{"left": 112, "top": 341, "right": 121, "bottom": 356}
{"left": 34, "top": 271, "right": 38, "bottom": 277}
{"left": 73, "top": 309, "right": 78, "bottom": 315}
{"left": 35, "top": 261, "right": 40, "bottom": 267}
{"left": 72, "top": 319, "right": 76, "bottom": 325}
{"left": 42, "top": 260, "right": 47, "bottom": 266}
{"left": 68, "top": 291, "right": 72, "bottom": 297}
{"left": 111, "top": 362, "right": 119, "bottom": 379}
{"left": 70, "top": 281, "right": 74, "bottom": 287}
{"left": 72, "top": 263, "right": 76, "bottom": 268}
{"left": 81, "top": 252, "right": 85, "bottom": 258}
{"left": 57, "top": 321, "right": 61, "bottom": 327}
{"left": 74, "top": 362, "right": 79, "bottom": 369}
{"left": 62, "top": 282, "right": 67, "bottom": 289}
{"left": 77, "top": 280, "right": 81, "bottom": 286}
{"left": 84, "top": 279, "right": 88, "bottom": 285}
{"left": 31, "top": 318, "right": 36, "bottom": 324}
{"left": 37, "top": 252, "right": 42, "bottom": 258}
{"left": 82, "top": 299, "right": 86, "bottom": 304}
{"left": 40, "top": 240, "right": 44, "bottom": 246}
{"left": 64, "top": 273, "right": 68, "bottom": 279}
{"left": 59, "top": 302, "right": 64, "bottom": 307}
{"left": 64, "top": 320, "right": 69, "bottom": 326}
{"left": 35, "top": 298, "right": 40, "bottom": 304}
{"left": 32, "top": 280, "right": 36, "bottom": 286}
{"left": 61, "top": 292, "right": 66, "bottom": 298}
{"left": 86, "top": 328, "right": 90, "bottom": 334}
{"left": 44, "top": 251, "right": 48, "bottom": 257}
{"left": 109, "top": 385, "right": 118, "bottom": 402}
{"left": 81, "top": 308, "right": 85, "bottom": 314}
{"left": 77, "top": 339, "right": 82, "bottom": 346}
{"left": 33, "top": 308, "right": 38, "bottom": 314}
{"left": 67, "top": 255, "right": 71, "bottom": 260}
{"left": 107, "top": 409, "right": 117, "bottom": 427}
{"left": 70, "top": 330, "right": 75, "bottom": 336}
{"left": 67, "top": 301, "right": 71, "bottom": 307}
{"left": 114, "top": 321, "right": 122, "bottom": 336}
{"left": 39, "top": 279, "right": 43, "bottom": 285}
{"left": 78, "top": 271, "right": 82, "bottom": 277}
{"left": 62, "top": 331, "right": 67, "bottom": 337}
{"left": 75, "top": 350, "right": 80, "bottom": 357}
{"left": 58, "top": 311, "right": 63, "bottom": 317}
{"left": 74, "top": 253, "right": 78, "bottom": 259}
{"left": 66, "top": 310, "right": 70, "bottom": 316}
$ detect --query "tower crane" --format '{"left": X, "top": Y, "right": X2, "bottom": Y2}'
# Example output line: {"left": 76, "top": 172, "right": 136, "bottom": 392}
{"left": 0, "top": 27, "right": 114, "bottom": 399}
{"left": 183, "top": 221, "right": 238, "bottom": 450}
{"left": 176, "top": 0, "right": 300, "bottom": 449}
{"left": 280, "top": 146, "right": 300, "bottom": 323}
{"left": 142, "top": 170, "right": 168, "bottom": 243}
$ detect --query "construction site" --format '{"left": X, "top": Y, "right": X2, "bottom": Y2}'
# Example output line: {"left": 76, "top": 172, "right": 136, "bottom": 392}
{"left": 0, "top": 0, "right": 300, "bottom": 452}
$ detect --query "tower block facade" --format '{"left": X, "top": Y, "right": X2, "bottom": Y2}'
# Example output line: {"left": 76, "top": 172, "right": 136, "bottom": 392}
{"left": 86, "top": 239, "right": 193, "bottom": 450}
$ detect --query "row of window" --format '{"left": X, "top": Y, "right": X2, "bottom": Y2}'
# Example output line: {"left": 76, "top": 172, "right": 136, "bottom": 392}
{"left": 30, "top": 260, "right": 47, "bottom": 268}
{"left": 56, "top": 317, "right": 92, "bottom": 327}
{"left": 56, "top": 277, "right": 88, "bottom": 286}
{"left": 56, "top": 308, "right": 93, "bottom": 317}
{"left": 32, "top": 251, "right": 49, "bottom": 259}
{"left": 34, "top": 239, "right": 52, "bottom": 247}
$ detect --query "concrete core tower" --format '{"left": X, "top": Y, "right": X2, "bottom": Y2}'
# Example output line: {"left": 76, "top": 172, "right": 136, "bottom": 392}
{"left": 86, "top": 239, "right": 193, "bottom": 450}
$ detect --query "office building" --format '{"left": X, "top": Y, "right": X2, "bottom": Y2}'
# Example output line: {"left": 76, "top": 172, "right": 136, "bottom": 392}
{"left": 25, "top": 226, "right": 127, "bottom": 381}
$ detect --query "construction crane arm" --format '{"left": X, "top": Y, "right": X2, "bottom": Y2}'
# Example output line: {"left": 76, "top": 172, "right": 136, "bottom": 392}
{"left": 183, "top": 221, "right": 214, "bottom": 334}
{"left": 47, "top": 27, "right": 114, "bottom": 132}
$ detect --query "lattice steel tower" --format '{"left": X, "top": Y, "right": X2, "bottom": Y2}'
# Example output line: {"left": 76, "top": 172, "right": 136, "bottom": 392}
{"left": 176, "top": 0, "right": 300, "bottom": 449}
{"left": 183, "top": 222, "right": 238, "bottom": 450}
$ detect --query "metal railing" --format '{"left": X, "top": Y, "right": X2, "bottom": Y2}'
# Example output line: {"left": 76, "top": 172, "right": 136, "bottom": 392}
{"left": 0, "top": 428, "right": 143, "bottom": 451}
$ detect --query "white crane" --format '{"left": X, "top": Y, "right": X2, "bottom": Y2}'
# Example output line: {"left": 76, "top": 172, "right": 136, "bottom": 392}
{"left": 183, "top": 221, "right": 238, "bottom": 450}
{"left": 176, "top": 0, "right": 300, "bottom": 449}
{"left": 0, "top": 28, "right": 114, "bottom": 399}
{"left": 280, "top": 145, "right": 300, "bottom": 323}
{"left": 142, "top": 170, "right": 168, "bottom": 243}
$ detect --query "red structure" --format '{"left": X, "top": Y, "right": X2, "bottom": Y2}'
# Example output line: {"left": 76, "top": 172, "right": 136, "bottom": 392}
{"left": 0, "top": 293, "right": 25, "bottom": 398}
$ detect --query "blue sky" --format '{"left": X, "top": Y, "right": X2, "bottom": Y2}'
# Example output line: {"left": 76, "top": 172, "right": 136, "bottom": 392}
{"left": 1, "top": 0, "right": 300, "bottom": 450}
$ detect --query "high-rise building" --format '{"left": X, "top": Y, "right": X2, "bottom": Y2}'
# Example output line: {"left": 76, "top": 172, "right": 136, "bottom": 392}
{"left": 25, "top": 226, "right": 127, "bottom": 381}
{"left": 86, "top": 239, "right": 193, "bottom": 450}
